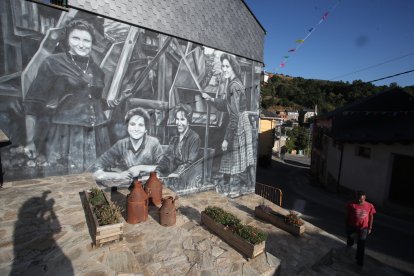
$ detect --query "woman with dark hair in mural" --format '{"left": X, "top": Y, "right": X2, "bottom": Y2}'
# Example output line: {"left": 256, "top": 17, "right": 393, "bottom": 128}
{"left": 23, "top": 19, "right": 131, "bottom": 173}
{"left": 155, "top": 104, "right": 200, "bottom": 178}
{"left": 92, "top": 108, "right": 163, "bottom": 181}
{"left": 202, "top": 53, "right": 255, "bottom": 189}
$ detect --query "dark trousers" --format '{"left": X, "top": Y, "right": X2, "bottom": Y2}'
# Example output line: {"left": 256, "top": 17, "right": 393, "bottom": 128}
{"left": 346, "top": 226, "right": 369, "bottom": 266}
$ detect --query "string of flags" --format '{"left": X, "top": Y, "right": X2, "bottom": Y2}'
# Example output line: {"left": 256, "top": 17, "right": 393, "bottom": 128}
{"left": 277, "top": 1, "right": 341, "bottom": 70}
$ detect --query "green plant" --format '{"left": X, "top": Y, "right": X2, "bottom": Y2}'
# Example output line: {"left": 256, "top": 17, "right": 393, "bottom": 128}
{"left": 94, "top": 202, "right": 122, "bottom": 226}
{"left": 235, "top": 225, "right": 267, "bottom": 245}
{"left": 204, "top": 206, "right": 267, "bottom": 245}
{"left": 204, "top": 206, "right": 241, "bottom": 228}
{"left": 88, "top": 188, "right": 123, "bottom": 226}
{"left": 284, "top": 211, "right": 304, "bottom": 227}
{"left": 89, "top": 187, "right": 105, "bottom": 206}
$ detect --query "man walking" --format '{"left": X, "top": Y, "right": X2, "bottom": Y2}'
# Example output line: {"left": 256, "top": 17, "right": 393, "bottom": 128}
{"left": 346, "top": 190, "right": 376, "bottom": 267}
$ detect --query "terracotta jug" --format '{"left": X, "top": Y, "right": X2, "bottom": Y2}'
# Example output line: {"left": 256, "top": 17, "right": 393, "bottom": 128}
{"left": 159, "top": 196, "right": 177, "bottom": 226}
{"left": 126, "top": 179, "right": 148, "bottom": 224}
{"left": 145, "top": 171, "right": 162, "bottom": 208}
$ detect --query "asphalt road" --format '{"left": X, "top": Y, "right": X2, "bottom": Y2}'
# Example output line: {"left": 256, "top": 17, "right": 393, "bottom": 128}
{"left": 256, "top": 155, "right": 414, "bottom": 275}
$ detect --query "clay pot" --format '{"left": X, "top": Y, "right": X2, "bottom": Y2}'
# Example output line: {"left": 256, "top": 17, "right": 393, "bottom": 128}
{"left": 159, "top": 196, "right": 177, "bottom": 227}
{"left": 126, "top": 179, "right": 148, "bottom": 224}
{"left": 145, "top": 171, "right": 162, "bottom": 208}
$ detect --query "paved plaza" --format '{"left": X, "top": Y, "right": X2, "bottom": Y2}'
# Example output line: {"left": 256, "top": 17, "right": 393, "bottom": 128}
{"left": 0, "top": 173, "right": 404, "bottom": 275}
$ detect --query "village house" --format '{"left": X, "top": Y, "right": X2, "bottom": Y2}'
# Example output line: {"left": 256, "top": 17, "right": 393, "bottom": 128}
{"left": 299, "top": 106, "right": 317, "bottom": 124}
{"left": 311, "top": 87, "right": 414, "bottom": 208}
{"left": 286, "top": 109, "right": 299, "bottom": 121}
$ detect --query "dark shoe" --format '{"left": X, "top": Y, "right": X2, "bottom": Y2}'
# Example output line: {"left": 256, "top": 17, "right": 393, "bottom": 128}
{"left": 357, "top": 259, "right": 363, "bottom": 267}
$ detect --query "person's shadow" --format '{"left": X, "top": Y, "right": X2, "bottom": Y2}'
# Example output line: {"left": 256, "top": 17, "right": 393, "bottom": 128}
{"left": 11, "top": 191, "right": 74, "bottom": 275}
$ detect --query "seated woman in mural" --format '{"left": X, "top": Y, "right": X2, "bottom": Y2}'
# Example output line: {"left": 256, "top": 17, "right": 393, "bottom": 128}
{"left": 92, "top": 108, "right": 163, "bottom": 181}
{"left": 155, "top": 104, "right": 200, "bottom": 178}
{"left": 202, "top": 53, "right": 255, "bottom": 188}
{"left": 23, "top": 19, "right": 131, "bottom": 173}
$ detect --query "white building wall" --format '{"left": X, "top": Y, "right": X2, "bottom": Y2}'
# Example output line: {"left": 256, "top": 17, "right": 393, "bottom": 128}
{"left": 325, "top": 138, "right": 342, "bottom": 190}
{"left": 339, "top": 143, "right": 414, "bottom": 205}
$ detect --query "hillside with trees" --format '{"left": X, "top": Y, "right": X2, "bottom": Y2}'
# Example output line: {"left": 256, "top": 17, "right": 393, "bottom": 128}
{"left": 261, "top": 74, "right": 408, "bottom": 114}
{"left": 260, "top": 74, "right": 414, "bottom": 159}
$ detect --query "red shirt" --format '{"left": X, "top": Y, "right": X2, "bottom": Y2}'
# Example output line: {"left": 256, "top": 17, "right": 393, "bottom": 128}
{"left": 346, "top": 201, "right": 376, "bottom": 229}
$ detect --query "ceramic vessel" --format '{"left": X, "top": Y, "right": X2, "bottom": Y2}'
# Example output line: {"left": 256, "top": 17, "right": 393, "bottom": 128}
{"left": 145, "top": 171, "right": 163, "bottom": 207}
{"left": 159, "top": 196, "right": 176, "bottom": 226}
{"left": 126, "top": 180, "right": 148, "bottom": 224}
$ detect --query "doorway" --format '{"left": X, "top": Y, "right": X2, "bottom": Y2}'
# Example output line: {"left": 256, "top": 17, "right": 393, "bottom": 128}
{"left": 388, "top": 154, "right": 414, "bottom": 208}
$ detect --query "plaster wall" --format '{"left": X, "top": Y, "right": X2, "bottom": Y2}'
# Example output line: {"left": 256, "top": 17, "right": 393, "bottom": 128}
{"left": 325, "top": 137, "right": 342, "bottom": 190}
{"left": 0, "top": 0, "right": 262, "bottom": 197}
{"left": 339, "top": 143, "right": 414, "bottom": 205}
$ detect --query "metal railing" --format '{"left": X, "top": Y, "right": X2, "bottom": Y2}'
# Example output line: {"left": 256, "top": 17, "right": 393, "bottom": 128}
{"left": 255, "top": 182, "right": 283, "bottom": 207}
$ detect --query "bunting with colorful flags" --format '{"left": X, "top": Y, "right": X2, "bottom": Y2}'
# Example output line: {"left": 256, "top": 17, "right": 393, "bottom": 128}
{"left": 275, "top": 0, "right": 341, "bottom": 72}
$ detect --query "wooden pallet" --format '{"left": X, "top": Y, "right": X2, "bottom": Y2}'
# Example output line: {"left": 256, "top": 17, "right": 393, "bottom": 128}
{"left": 83, "top": 190, "right": 124, "bottom": 247}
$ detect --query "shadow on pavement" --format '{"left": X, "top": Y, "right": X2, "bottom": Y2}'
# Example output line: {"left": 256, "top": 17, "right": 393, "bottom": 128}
{"left": 12, "top": 191, "right": 74, "bottom": 276}
{"left": 179, "top": 205, "right": 201, "bottom": 223}
{"left": 283, "top": 159, "right": 310, "bottom": 168}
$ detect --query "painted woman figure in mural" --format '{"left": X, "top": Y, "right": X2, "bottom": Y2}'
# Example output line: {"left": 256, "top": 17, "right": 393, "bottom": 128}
{"left": 155, "top": 104, "right": 200, "bottom": 178}
{"left": 24, "top": 19, "right": 131, "bottom": 173}
{"left": 202, "top": 53, "right": 255, "bottom": 188}
{"left": 92, "top": 108, "right": 163, "bottom": 181}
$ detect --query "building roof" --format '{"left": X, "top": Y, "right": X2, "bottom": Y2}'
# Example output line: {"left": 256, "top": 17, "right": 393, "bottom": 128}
{"left": 261, "top": 110, "right": 277, "bottom": 118}
{"left": 322, "top": 87, "right": 414, "bottom": 143}
{"left": 69, "top": 0, "right": 265, "bottom": 63}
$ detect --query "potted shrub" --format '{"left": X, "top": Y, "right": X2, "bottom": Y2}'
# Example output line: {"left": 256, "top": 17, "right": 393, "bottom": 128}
{"left": 255, "top": 204, "right": 305, "bottom": 236}
{"left": 83, "top": 188, "right": 124, "bottom": 247}
{"left": 201, "top": 206, "right": 267, "bottom": 259}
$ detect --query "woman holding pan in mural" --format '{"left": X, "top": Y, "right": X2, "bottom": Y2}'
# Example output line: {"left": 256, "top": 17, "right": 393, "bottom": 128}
{"left": 23, "top": 19, "right": 131, "bottom": 173}
{"left": 92, "top": 108, "right": 163, "bottom": 181}
{"left": 202, "top": 53, "right": 255, "bottom": 190}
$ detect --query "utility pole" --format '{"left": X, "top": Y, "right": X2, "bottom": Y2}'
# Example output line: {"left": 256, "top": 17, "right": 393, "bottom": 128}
{"left": 306, "top": 124, "right": 312, "bottom": 157}
{"left": 277, "top": 124, "right": 282, "bottom": 158}
{"left": 278, "top": 124, "right": 287, "bottom": 159}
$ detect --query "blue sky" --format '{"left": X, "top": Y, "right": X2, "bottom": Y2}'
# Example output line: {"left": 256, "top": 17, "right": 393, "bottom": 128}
{"left": 244, "top": 0, "right": 414, "bottom": 87}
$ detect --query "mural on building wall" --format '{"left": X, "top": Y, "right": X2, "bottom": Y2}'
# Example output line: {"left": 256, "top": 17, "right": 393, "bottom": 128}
{"left": 0, "top": 0, "right": 261, "bottom": 196}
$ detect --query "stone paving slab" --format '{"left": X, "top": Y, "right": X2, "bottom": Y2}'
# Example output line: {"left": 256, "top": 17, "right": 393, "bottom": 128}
{"left": 0, "top": 173, "right": 404, "bottom": 275}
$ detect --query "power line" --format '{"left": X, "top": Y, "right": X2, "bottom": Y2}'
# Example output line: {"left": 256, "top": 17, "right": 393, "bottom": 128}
{"left": 367, "top": 69, "right": 414, "bottom": 83}
{"left": 329, "top": 51, "right": 414, "bottom": 81}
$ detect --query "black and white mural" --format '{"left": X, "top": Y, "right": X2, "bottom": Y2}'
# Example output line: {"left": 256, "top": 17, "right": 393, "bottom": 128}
{"left": 0, "top": 0, "right": 261, "bottom": 196}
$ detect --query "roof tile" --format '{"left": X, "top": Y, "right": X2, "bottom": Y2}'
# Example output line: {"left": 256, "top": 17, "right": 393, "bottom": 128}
{"left": 69, "top": 0, "right": 264, "bottom": 62}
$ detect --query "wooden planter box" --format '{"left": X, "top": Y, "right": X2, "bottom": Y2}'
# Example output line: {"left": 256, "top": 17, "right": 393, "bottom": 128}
{"left": 83, "top": 190, "right": 124, "bottom": 247}
{"left": 201, "top": 211, "right": 265, "bottom": 259}
{"left": 255, "top": 206, "right": 305, "bottom": 236}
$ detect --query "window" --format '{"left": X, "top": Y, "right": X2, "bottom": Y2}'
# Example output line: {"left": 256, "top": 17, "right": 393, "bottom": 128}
{"left": 356, "top": 146, "right": 371, "bottom": 158}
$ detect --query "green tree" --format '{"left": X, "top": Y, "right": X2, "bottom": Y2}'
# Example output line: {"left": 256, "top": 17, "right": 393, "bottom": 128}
{"left": 285, "top": 126, "right": 309, "bottom": 152}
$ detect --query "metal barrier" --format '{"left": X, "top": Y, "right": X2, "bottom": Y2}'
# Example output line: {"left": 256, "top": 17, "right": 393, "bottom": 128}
{"left": 255, "top": 182, "right": 283, "bottom": 207}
